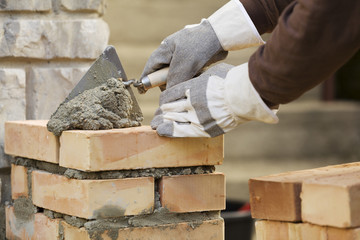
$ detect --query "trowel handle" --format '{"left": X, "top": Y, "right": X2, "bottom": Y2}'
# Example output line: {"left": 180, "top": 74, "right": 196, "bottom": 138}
{"left": 141, "top": 67, "right": 169, "bottom": 91}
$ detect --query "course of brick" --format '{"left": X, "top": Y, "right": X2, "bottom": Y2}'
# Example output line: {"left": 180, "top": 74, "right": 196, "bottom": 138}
{"left": 5, "top": 120, "right": 225, "bottom": 239}
{"left": 249, "top": 162, "right": 360, "bottom": 239}
{"left": 255, "top": 220, "right": 360, "bottom": 240}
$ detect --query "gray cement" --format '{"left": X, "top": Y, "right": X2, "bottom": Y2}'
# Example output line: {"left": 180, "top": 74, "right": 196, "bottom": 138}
{"left": 8, "top": 157, "right": 215, "bottom": 181}
{"left": 64, "top": 166, "right": 215, "bottom": 180}
{"left": 47, "top": 78, "right": 143, "bottom": 136}
{"left": 83, "top": 210, "right": 221, "bottom": 240}
{"left": 42, "top": 208, "right": 221, "bottom": 240}
{"left": 13, "top": 157, "right": 215, "bottom": 180}
{"left": 13, "top": 198, "right": 38, "bottom": 221}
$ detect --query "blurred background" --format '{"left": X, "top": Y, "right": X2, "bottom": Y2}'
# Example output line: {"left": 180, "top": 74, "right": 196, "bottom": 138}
{"left": 104, "top": 0, "right": 360, "bottom": 202}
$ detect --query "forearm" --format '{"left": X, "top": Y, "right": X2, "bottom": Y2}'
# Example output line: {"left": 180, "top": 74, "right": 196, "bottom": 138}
{"left": 240, "top": 0, "right": 293, "bottom": 34}
{"left": 248, "top": 0, "right": 360, "bottom": 106}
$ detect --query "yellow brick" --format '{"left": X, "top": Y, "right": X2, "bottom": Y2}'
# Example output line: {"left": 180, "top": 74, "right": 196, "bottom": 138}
{"left": 59, "top": 126, "right": 223, "bottom": 171}
{"left": 62, "top": 222, "right": 90, "bottom": 240}
{"left": 11, "top": 164, "right": 28, "bottom": 199}
{"left": 6, "top": 205, "right": 60, "bottom": 240}
{"left": 5, "top": 120, "right": 59, "bottom": 163}
{"left": 249, "top": 162, "right": 360, "bottom": 222}
{"left": 255, "top": 220, "right": 289, "bottom": 240}
{"left": 159, "top": 173, "right": 225, "bottom": 213}
{"left": 33, "top": 213, "right": 60, "bottom": 239}
{"left": 302, "top": 171, "right": 360, "bottom": 228}
{"left": 62, "top": 218, "right": 224, "bottom": 240}
{"left": 32, "top": 170, "right": 154, "bottom": 219}
{"left": 255, "top": 220, "right": 360, "bottom": 240}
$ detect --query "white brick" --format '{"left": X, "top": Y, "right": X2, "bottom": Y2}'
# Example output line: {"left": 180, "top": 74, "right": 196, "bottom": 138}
{"left": 27, "top": 67, "right": 89, "bottom": 119}
{"left": 0, "top": 19, "right": 109, "bottom": 59}
{"left": 0, "top": 69, "right": 26, "bottom": 168}
{"left": 61, "top": 0, "right": 105, "bottom": 14}
{"left": 0, "top": 0, "right": 51, "bottom": 11}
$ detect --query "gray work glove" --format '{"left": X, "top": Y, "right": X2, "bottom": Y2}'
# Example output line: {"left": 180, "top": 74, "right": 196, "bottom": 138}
{"left": 141, "top": 19, "right": 228, "bottom": 89}
{"left": 151, "top": 63, "right": 279, "bottom": 138}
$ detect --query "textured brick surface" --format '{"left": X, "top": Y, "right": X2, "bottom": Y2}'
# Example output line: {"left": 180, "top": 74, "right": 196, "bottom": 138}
{"left": 5, "top": 120, "right": 59, "bottom": 163}
{"left": 0, "top": 69, "right": 26, "bottom": 168}
{"left": 0, "top": 0, "right": 51, "bottom": 11}
{"left": 61, "top": 222, "right": 89, "bottom": 239}
{"left": 6, "top": 205, "right": 60, "bottom": 240}
{"left": 249, "top": 162, "right": 360, "bottom": 222}
{"left": 0, "top": 19, "right": 109, "bottom": 59}
{"left": 302, "top": 171, "right": 360, "bottom": 228}
{"left": 255, "top": 220, "right": 360, "bottom": 240}
{"left": 62, "top": 218, "right": 224, "bottom": 240}
{"left": 159, "top": 173, "right": 225, "bottom": 213}
{"left": 61, "top": 0, "right": 105, "bottom": 14}
{"left": 60, "top": 126, "right": 223, "bottom": 171}
{"left": 11, "top": 164, "right": 28, "bottom": 199}
{"left": 32, "top": 170, "right": 154, "bottom": 219}
{"left": 27, "top": 67, "right": 89, "bottom": 119}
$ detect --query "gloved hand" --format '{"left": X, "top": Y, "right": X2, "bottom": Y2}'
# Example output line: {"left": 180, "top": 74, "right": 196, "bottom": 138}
{"left": 141, "top": 0, "right": 265, "bottom": 90}
{"left": 151, "top": 63, "right": 279, "bottom": 138}
{"left": 141, "top": 19, "right": 228, "bottom": 89}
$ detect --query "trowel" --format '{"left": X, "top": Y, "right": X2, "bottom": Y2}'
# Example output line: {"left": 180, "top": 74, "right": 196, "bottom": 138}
{"left": 62, "top": 45, "right": 169, "bottom": 122}
{"left": 63, "top": 45, "right": 168, "bottom": 104}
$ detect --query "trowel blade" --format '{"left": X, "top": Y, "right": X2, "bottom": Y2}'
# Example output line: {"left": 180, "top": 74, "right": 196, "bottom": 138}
{"left": 62, "top": 45, "right": 142, "bottom": 120}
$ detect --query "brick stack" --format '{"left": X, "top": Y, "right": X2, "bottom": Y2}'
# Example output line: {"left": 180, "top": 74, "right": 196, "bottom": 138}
{"left": 0, "top": 1, "right": 109, "bottom": 237}
{"left": 4, "top": 120, "right": 225, "bottom": 239}
{"left": 249, "top": 162, "right": 360, "bottom": 240}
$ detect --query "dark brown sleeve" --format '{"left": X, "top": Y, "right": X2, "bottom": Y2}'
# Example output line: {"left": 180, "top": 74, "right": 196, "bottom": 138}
{"left": 241, "top": 0, "right": 294, "bottom": 34}
{"left": 248, "top": 0, "right": 360, "bottom": 106}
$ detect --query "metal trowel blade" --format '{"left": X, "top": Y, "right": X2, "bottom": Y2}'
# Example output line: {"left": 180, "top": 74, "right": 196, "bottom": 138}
{"left": 61, "top": 45, "right": 143, "bottom": 121}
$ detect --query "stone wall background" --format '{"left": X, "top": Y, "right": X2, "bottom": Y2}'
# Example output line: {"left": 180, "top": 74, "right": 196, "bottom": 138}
{"left": 0, "top": 0, "right": 109, "bottom": 237}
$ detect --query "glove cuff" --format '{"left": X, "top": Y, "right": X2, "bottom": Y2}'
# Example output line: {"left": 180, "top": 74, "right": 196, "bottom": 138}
{"left": 224, "top": 63, "right": 279, "bottom": 124}
{"left": 208, "top": 0, "right": 264, "bottom": 51}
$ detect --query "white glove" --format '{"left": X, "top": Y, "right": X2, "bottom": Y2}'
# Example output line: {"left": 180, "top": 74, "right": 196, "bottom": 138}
{"left": 141, "top": 0, "right": 264, "bottom": 90}
{"left": 151, "top": 63, "right": 279, "bottom": 138}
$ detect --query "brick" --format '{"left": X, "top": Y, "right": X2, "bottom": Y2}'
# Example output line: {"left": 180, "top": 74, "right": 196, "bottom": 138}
{"left": 301, "top": 171, "right": 360, "bottom": 228}
{"left": 0, "top": 68, "right": 26, "bottom": 168}
{"left": 5, "top": 120, "right": 59, "bottom": 163}
{"left": 11, "top": 164, "right": 28, "bottom": 199}
{"left": 33, "top": 213, "right": 60, "bottom": 240}
{"left": 6, "top": 205, "right": 60, "bottom": 240}
{"left": 61, "top": 0, "right": 105, "bottom": 14}
{"left": 32, "top": 170, "right": 154, "bottom": 219}
{"left": 27, "top": 67, "right": 89, "bottom": 119}
{"left": 62, "top": 222, "right": 89, "bottom": 240}
{"left": 59, "top": 126, "right": 223, "bottom": 171}
{"left": 249, "top": 162, "right": 360, "bottom": 222}
{"left": 0, "top": 0, "right": 51, "bottom": 11}
{"left": 62, "top": 218, "right": 224, "bottom": 240}
{"left": 255, "top": 220, "right": 360, "bottom": 240}
{"left": 0, "top": 19, "right": 109, "bottom": 59}
{"left": 159, "top": 173, "right": 225, "bottom": 213}
{"left": 255, "top": 220, "right": 289, "bottom": 240}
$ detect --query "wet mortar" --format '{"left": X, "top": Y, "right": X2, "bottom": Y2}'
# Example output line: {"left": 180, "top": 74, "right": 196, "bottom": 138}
{"left": 47, "top": 78, "right": 143, "bottom": 136}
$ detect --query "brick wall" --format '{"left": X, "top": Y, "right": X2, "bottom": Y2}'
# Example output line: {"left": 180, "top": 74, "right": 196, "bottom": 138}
{"left": 0, "top": 1, "right": 109, "bottom": 237}
{"left": 4, "top": 121, "right": 225, "bottom": 239}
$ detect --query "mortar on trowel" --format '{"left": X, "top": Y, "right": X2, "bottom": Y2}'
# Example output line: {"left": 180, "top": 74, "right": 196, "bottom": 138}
{"left": 47, "top": 46, "right": 169, "bottom": 136}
